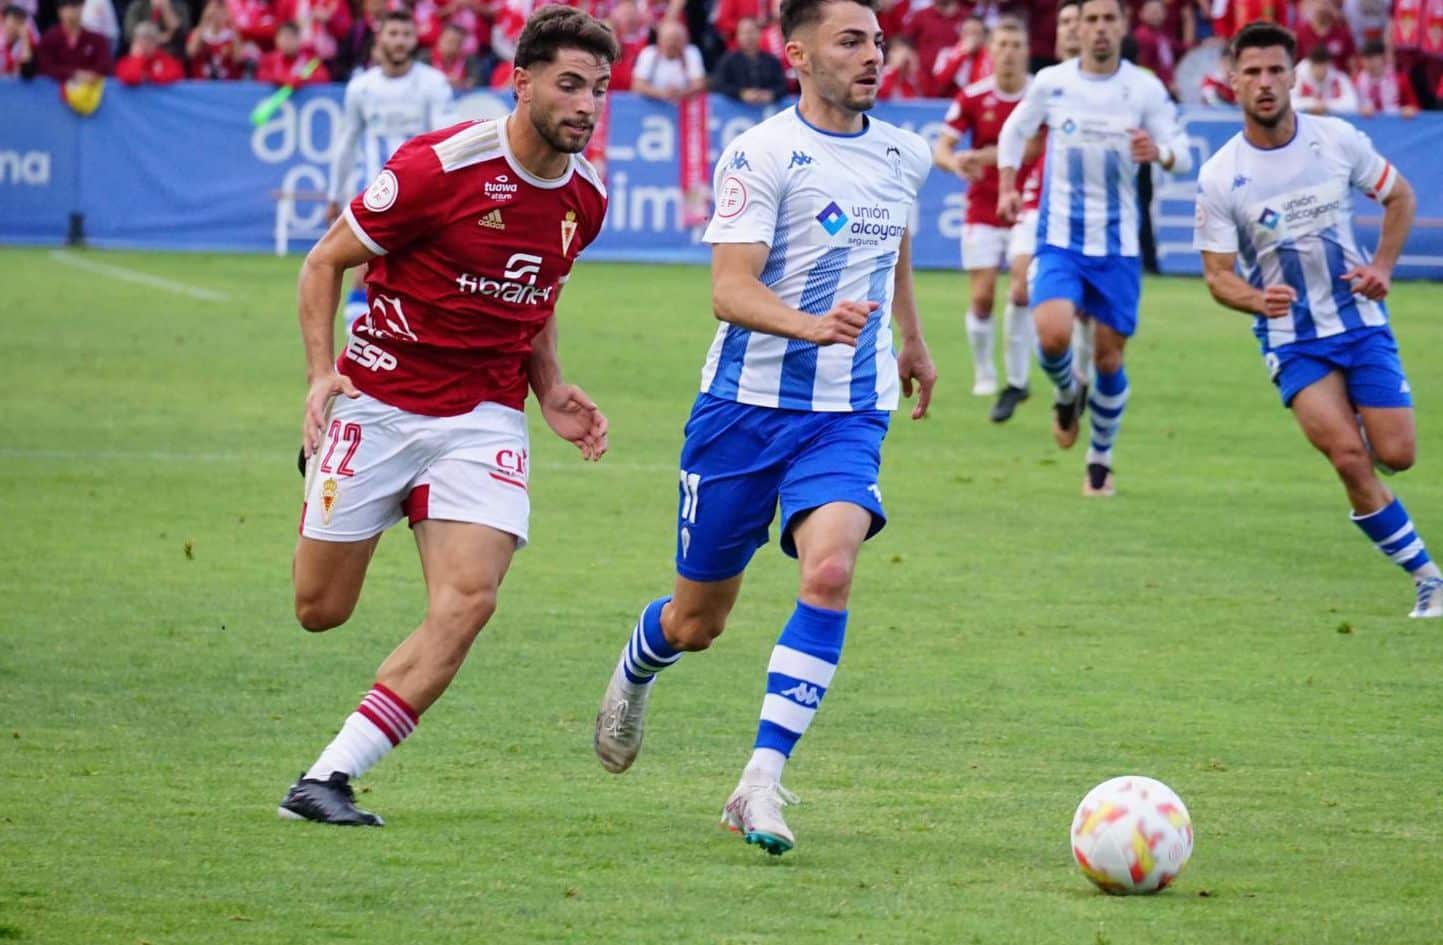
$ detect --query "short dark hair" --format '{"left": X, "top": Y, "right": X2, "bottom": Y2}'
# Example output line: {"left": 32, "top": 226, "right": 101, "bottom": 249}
{"left": 779, "top": 0, "right": 878, "bottom": 40}
{"left": 277, "top": 20, "right": 300, "bottom": 35}
{"left": 2, "top": 3, "right": 26, "bottom": 17}
{"left": 1059, "top": 0, "right": 1084, "bottom": 8}
{"left": 1306, "top": 43, "right": 1331, "bottom": 64}
{"left": 1361, "top": 38, "right": 1386, "bottom": 58}
{"left": 381, "top": 9, "right": 413, "bottom": 26}
{"left": 514, "top": 5, "right": 619, "bottom": 69}
{"left": 1230, "top": 20, "right": 1297, "bottom": 62}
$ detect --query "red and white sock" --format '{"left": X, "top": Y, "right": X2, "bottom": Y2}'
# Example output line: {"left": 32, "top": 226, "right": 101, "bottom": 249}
{"left": 304, "top": 683, "right": 418, "bottom": 782}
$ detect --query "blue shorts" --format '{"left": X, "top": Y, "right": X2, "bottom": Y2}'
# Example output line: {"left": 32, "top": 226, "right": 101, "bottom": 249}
{"left": 1030, "top": 246, "right": 1142, "bottom": 337}
{"left": 674, "top": 393, "right": 889, "bottom": 582}
{"left": 1266, "top": 326, "right": 1412, "bottom": 409}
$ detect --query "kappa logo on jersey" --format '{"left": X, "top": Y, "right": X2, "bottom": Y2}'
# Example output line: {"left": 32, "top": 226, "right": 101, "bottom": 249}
{"left": 788, "top": 150, "right": 815, "bottom": 169}
{"left": 780, "top": 682, "right": 822, "bottom": 706}
{"left": 479, "top": 209, "right": 505, "bottom": 230}
{"left": 484, "top": 173, "right": 519, "bottom": 201}
{"left": 362, "top": 169, "right": 398, "bottom": 212}
{"left": 345, "top": 337, "right": 399, "bottom": 372}
{"left": 726, "top": 151, "right": 751, "bottom": 172}
{"left": 456, "top": 253, "right": 554, "bottom": 305}
{"left": 1232, "top": 174, "right": 1251, "bottom": 191}
{"left": 561, "top": 210, "right": 578, "bottom": 255}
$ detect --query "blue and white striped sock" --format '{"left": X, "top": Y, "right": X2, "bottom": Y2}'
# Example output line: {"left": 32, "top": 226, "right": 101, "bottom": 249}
{"left": 1086, "top": 366, "right": 1129, "bottom": 466}
{"left": 343, "top": 286, "right": 368, "bottom": 331}
{"left": 1351, "top": 498, "right": 1442, "bottom": 579}
{"left": 621, "top": 596, "right": 682, "bottom": 685}
{"left": 747, "top": 601, "right": 846, "bottom": 781}
{"left": 1038, "top": 345, "right": 1079, "bottom": 401}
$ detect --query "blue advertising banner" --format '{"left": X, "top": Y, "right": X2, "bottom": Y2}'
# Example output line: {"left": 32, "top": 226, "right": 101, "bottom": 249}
{"left": 1, "top": 78, "right": 1440, "bottom": 278}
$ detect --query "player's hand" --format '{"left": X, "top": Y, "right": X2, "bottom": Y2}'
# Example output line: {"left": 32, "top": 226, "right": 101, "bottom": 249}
{"left": 325, "top": 201, "right": 342, "bottom": 223}
{"left": 956, "top": 149, "right": 985, "bottom": 182}
{"left": 301, "top": 371, "right": 360, "bottom": 457}
{"left": 897, "top": 337, "right": 937, "bottom": 420}
{"left": 807, "top": 300, "right": 877, "bottom": 347}
{"left": 541, "top": 383, "right": 608, "bottom": 461}
{"left": 1257, "top": 284, "right": 1298, "bottom": 318}
{"left": 997, "top": 190, "right": 1022, "bottom": 226}
{"left": 1341, "top": 264, "right": 1391, "bottom": 301}
{"left": 1129, "top": 128, "right": 1160, "bottom": 164}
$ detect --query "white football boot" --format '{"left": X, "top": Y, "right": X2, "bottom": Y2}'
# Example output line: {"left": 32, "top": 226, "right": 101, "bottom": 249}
{"left": 720, "top": 778, "right": 800, "bottom": 856}
{"left": 1410, "top": 576, "right": 1443, "bottom": 618}
{"left": 594, "top": 661, "right": 651, "bottom": 773}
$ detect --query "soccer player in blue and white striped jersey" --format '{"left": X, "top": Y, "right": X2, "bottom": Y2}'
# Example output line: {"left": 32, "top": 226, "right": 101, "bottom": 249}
{"left": 592, "top": 0, "right": 938, "bottom": 856}
{"left": 1194, "top": 21, "right": 1441, "bottom": 619}
{"left": 996, "top": 0, "right": 1192, "bottom": 496}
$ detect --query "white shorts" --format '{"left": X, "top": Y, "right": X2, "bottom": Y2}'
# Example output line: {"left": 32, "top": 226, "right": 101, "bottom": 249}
{"left": 300, "top": 392, "right": 531, "bottom": 547}
{"left": 1007, "top": 209, "right": 1039, "bottom": 261}
{"left": 961, "top": 223, "right": 1010, "bottom": 272}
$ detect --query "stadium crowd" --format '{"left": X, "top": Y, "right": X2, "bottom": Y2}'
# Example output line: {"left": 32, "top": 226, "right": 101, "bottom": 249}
{"left": 2, "top": 0, "right": 1441, "bottom": 110}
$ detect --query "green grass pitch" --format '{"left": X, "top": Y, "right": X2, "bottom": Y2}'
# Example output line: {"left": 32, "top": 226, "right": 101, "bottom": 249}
{"left": 2, "top": 247, "right": 1441, "bottom": 944}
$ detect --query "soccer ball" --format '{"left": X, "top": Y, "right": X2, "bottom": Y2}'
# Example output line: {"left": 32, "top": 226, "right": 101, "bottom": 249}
{"left": 1070, "top": 776, "right": 1193, "bottom": 894}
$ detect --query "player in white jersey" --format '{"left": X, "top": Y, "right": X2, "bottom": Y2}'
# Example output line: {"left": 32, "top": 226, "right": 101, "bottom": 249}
{"left": 1193, "top": 22, "right": 1441, "bottom": 618}
{"left": 592, "top": 0, "right": 936, "bottom": 856}
{"left": 326, "top": 9, "right": 456, "bottom": 326}
{"left": 997, "top": 0, "right": 1191, "bottom": 497}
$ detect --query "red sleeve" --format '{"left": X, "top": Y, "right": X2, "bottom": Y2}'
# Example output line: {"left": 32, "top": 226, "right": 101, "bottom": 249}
{"left": 87, "top": 30, "right": 113, "bottom": 75}
{"left": 943, "top": 92, "right": 971, "bottom": 137}
{"left": 115, "top": 55, "right": 144, "bottom": 85}
{"left": 155, "top": 52, "right": 184, "bottom": 84}
{"left": 345, "top": 137, "right": 450, "bottom": 256}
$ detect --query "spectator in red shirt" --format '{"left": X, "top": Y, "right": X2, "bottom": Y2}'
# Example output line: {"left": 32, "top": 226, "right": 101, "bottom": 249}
{"left": 115, "top": 21, "right": 184, "bottom": 84}
{"left": 422, "top": 20, "right": 479, "bottom": 89}
{"left": 1199, "top": 44, "right": 1237, "bottom": 104}
{"left": 604, "top": 0, "right": 649, "bottom": 89}
{"left": 1, "top": 4, "right": 34, "bottom": 77}
{"left": 278, "top": 0, "right": 351, "bottom": 66}
{"left": 1211, "top": 0, "right": 1292, "bottom": 38}
{"left": 256, "top": 19, "right": 331, "bottom": 84}
{"left": 1294, "top": 0, "right": 1356, "bottom": 70}
{"left": 228, "top": 0, "right": 279, "bottom": 54}
{"left": 123, "top": 0, "right": 190, "bottom": 60}
{"left": 186, "top": 0, "right": 245, "bottom": 78}
{"left": 1355, "top": 38, "right": 1420, "bottom": 113}
{"left": 36, "top": 0, "right": 111, "bottom": 82}
{"left": 1132, "top": 0, "right": 1178, "bottom": 93}
{"left": 713, "top": 0, "right": 771, "bottom": 49}
{"left": 876, "top": 0, "right": 909, "bottom": 37}
{"left": 905, "top": 0, "right": 968, "bottom": 81}
{"left": 878, "top": 33, "right": 923, "bottom": 99}
{"left": 929, "top": 14, "right": 990, "bottom": 98}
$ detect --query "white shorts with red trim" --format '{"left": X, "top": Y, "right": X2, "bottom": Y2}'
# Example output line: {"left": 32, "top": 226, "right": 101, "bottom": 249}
{"left": 300, "top": 393, "right": 530, "bottom": 547}
{"left": 1007, "top": 209, "right": 1039, "bottom": 261}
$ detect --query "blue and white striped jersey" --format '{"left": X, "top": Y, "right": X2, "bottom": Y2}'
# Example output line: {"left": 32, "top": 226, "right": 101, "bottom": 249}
{"left": 327, "top": 63, "right": 457, "bottom": 203}
{"left": 1194, "top": 115, "right": 1396, "bottom": 351}
{"left": 699, "top": 106, "right": 931, "bottom": 412}
{"left": 998, "top": 59, "right": 1191, "bottom": 257}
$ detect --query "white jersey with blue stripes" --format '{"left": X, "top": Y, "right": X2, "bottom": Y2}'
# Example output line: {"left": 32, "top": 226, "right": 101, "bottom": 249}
{"left": 699, "top": 106, "right": 931, "bottom": 412}
{"left": 998, "top": 59, "right": 1191, "bottom": 257}
{"left": 1193, "top": 114, "right": 1396, "bottom": 350}
{"left": 327, "top": 62, "right": 457, "bottom": 203}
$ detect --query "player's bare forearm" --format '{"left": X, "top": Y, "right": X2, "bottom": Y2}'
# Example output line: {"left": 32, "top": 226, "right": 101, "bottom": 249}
{"left": 711, "top": 244, "right": 818, "bottom": 341}
{"left": 997, "top": 166, "right": 1017, "bottom": 196}
{"left": 931, "top": 135, "right": 959, "bottom": 174}
{"left": 891, "top": 231, "right": 925, "bottom": 344}
{"left": 527, "top": 315, "right": 563, "bottom": 402}
{"left": 298, "top": 217, "right": 374, "bottom": 379}
{"left": 1372, "top": 174, "right": 1416, "bottom": 275}
{"left": 1201, "top": 251, "right": 1295, "bottom": 317}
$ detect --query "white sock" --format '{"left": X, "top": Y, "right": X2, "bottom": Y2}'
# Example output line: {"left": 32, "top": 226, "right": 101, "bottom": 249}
{"left": 1072, "top": 319, "right": 1095, "bottom": 384}
{"left": 744, "top": 747, "right": 787, "bottom": 783}
{"left": 1003, "top": 301, "right": 1034, "bottom": 389}
{"left": 1416, "top": 561, "right": 1442, "bottom": 581}
{"left": 305, "top": 712, "right": 395, "bottom": 781}
{"left": 965, "top": 311, "right": 995, "bottom": 378}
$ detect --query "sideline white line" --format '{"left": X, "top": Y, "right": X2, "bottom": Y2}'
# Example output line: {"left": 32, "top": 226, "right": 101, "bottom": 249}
{"left": 48, "top": 251, "right": 233, "bottom": 303}
{"left": 0, "top": 446, "right": 674, "bottom": 473}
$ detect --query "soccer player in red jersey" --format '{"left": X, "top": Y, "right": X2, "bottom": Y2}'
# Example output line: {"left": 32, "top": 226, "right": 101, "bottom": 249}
{"left": 277, "top": 6, "right": 617, "bottom": 827}
{"left": 933, "top": 17, "right": 1039, "bottom": 421}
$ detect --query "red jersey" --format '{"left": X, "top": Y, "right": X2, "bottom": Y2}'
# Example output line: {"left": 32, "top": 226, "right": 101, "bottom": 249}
{"left": 943, "top": 75, "right": 1036, "bottom": 226}
{"left": 1389, "top": 0, "right": 1443, "bottom": 52}
{"left": 115, "top": 49, "right": 185, "bottom": 85}
{"left": 1294, "top": 17, "right": 1357, "bottom": 69}
{"left": 343, "top": 119, "right": 608, "bottom": 417}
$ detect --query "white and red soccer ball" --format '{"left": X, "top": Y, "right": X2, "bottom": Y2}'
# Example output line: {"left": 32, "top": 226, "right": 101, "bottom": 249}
{"left": 1070, "top": 776, "right": 1193, "bottom": 894}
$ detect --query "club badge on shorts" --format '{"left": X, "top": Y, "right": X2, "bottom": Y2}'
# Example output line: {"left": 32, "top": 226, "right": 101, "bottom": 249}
{"left": 321, "top": 478, "right": 339, "bottom": 525}
{"left": 561, "top": 210, "right": 578, "bottom": 255}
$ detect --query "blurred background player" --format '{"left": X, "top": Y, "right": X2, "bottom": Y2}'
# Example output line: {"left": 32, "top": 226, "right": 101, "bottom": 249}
{"left": 1195, "top": 21, "right": 1441, "bottom": 619}
{"left": 932, "top": 17, "right": 1037, "bottom": 422}
{"left": 278, "top": 7, "right": 616, "bottom": 826}
{"left": 326, "top": 8, "right": 455, "bottom": 329}
{"left": 593, "top": 0, "right": 936, "bottom": 857}
{"left": 997, "top": 0, "right": 1191, "bottom": 497}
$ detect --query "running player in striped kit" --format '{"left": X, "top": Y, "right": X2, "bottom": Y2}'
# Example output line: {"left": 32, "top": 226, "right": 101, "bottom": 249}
{"left": 1194, "top": 21, "right": 1441, "bottom": 618}
{"left": 591, "top": 0, "right": 937, "bottom": 856}
{"left": 996, "top": 0, "right": 1191, "bottom": 496}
